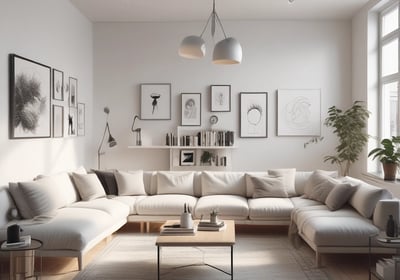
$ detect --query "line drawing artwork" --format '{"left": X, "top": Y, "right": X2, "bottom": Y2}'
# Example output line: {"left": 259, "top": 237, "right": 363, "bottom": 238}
{"left": 140, "top": 84, "right": 171, "bottom": 120}
{"left": 277, "top": 89, "right": 321, "bottom": 136}
{"left": 240, "top": 92, "right": 267, "bottom": 138}
{"left": 215, "top": 92, "right": 225, "bottom": 106}
{"left": 211, "top": 85, "right": 231, "bottom": 112}
{"left": 150, "top": 93, "right": 161, "bottom": 114}
{"left": 247, "top": 104, "right": 263, "bottom": 134}
{"left": 184, "top": 98, "right": 197, "bottom": 119}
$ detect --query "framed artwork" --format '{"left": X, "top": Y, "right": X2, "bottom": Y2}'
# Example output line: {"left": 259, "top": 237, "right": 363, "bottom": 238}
{"left": 9, "top": 54, "right": 51, "bottom": 139}
{"left": 277, "top": 89, "right": 321, "bottom": 136}
{"left": 53, "top": 69, "right": 64, "bottom": 101}
{"left": 77, "top": 103, "right": 85, "bottom": 136}
{"left": 140, "top": 83, "right": 171, "bottom": 120}
{"left": 211, "top": 85, "right": 231, "bottom": 112}
{"left": 240, "top": 92, "right": 268, "bottom": 138}
{"left": 181, "top": 93, "right": 201, "bottom": 126}
{"left": 52, "top": 105, "right": 64, "bottom": 138}
{"left": 180, "top": 150, "right": 195, "bottom": 166}
{"left": 67, "top": 107, "right": 77, "bottom": 136}
{"left": 69, "top": 77, "right": 78, "bottom": 107}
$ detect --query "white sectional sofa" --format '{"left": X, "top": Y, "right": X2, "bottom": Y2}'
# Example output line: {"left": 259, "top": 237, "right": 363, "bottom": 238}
{"left": 0, "top": 167, "right": 398, "bottom": 269}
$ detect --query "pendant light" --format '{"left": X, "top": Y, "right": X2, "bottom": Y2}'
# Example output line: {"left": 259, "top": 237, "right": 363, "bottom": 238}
{"left": 178, "top": 0, "right": 242, "bottom": 65}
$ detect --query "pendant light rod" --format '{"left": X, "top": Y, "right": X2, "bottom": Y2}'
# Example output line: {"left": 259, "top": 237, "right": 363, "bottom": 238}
{"left": 198, "top": 0, "right": 227, "bottom": 39}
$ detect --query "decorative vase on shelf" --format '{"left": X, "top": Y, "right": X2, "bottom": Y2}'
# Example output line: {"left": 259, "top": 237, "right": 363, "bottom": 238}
{"left": 386, "top": 214, "right": 397, "bottom": 237}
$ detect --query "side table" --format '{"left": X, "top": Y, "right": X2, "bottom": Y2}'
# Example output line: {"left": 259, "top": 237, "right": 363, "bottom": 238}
{"left": 369, "top": 233, "right": 400, "bottom": 280}
{"left": 0, "top": 239, "right": 42, "bottom": 280}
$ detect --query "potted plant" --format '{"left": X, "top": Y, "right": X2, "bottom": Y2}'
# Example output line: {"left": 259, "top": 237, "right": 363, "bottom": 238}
{"left": 368, "top": 136, "right": 400, "bottom": 181}
{"left": 324, "top": 101, "right": 370, "bottom": 176}
{"left": 200, "top": 151, "right": 214, "bottom": 166}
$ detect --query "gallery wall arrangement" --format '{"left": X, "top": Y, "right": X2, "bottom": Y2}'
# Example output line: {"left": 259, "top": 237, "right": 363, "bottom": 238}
{"left": 8, "top": 53, "right": 85, "bottom": 140}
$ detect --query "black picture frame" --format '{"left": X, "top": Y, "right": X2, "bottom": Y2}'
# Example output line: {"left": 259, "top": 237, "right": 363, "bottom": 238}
{"left": 240, "top": 92, "right": 268, "bottom": 138}
{"left": 69, "top": 77, "right": 78, "bottom": 107}
{"left": 53, "top": 69, "right": 64, "bottom": 101}
{"left": 68, "top": 107, "right": 77, "bottom": 136}
{"left": 211, "top": 85, "right": 231, "bottom": 112}
{"left": 9, "top": 54, "right": 51, "bottom": 139}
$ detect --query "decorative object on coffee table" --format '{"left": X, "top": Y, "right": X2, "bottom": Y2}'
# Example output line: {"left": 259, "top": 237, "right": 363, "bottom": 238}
{"left": 210, "top": 209, "right": 219, "bottom": 224}
{"left": 368, "top": 136, "right": 400, "bottom": 181}
{"left": 97, "top": 107, "right": 117, "bottom": 169}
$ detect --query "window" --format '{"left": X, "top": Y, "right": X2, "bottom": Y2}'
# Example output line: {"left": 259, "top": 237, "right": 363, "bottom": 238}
{"left": 380, "top": 3, "right": 400, "bottom": 139}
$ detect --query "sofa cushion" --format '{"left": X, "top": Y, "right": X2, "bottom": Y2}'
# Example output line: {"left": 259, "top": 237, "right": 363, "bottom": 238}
{"left": 9, "top": 182, "right": 35, "bottom": 219}
{"left": 345, "top": 176, "right": 393, "bottom": 218}
{"left": 34, "top": 172, "right": 80, "bottom": 204}
{"left": 304, "top": 170, "right": 338, "bottom": 196}
{"left": 325, "top": 183, "right": 356, "bottom": 211}
{"left": 72, "top": 173, "right": 106, "bottom": 201}
{"left": 157, "top": 171, "right": 194, "bottom": 195}
{"left": 248, "top": 198, "right": 293, "bottom": 220}
{"left": 18, "top": 177, "right": 69, "bottom": 217}
{"left": 68, "top": 197, "right": 129, "bottom": 219}
{"left": 135, "top": 194, "right": 197, "bottom": 216}
{"left": 304, "top": 178, "right": 342, "bottom": 203}
{"left": 245, "top": 174, "right": 288, "bottom": 198}
{"left": 268, "top": 168, "right": 296, "bottom": 196}
{"left": 201, "top": 171, "right": 246, "bottom": 196}
{"left": 114, "top": 170, "right": 146, "bottom": 196}
{"left": 92, "top": 169, "right": 118, "bottom": 195}
{"left": 111, "top": 195, "right": 147, "bottom": 215}
{"left": 194, "top": 195, "right": 249, "bottom": 220}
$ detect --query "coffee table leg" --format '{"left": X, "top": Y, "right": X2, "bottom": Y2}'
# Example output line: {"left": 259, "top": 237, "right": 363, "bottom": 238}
{"left": 157, "top": 246, "right": 160, "bottom": 280}
{"left": 231, "top": 245, "right": 233, "bottom": 280}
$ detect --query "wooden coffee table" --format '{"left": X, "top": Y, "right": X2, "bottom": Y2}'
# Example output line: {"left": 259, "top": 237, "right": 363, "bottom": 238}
{"left": 156, "top": 220, "right": 235, "bottom": 280}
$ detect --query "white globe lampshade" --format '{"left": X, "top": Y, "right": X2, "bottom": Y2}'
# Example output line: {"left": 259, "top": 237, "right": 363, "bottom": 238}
{"left": 212, "top": 37, "right": 242, "bottom": 64}
{"left": 178, "top": 36, "right": 206, "bottom": 59}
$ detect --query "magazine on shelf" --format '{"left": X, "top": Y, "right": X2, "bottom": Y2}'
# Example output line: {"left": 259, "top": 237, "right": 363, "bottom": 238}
{"left": 1, "top": 235, "right": 31, "bottom": 249}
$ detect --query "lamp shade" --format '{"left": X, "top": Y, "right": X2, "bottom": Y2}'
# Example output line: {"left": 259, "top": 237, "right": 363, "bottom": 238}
{"left": 212, "top": 37, "right": 242, "bottom": 64}
{"left": 179, "top": 35, "right": 206, "bottom": 59}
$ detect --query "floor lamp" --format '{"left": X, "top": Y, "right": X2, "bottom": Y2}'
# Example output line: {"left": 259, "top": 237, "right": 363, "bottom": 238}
{"left": 97, "top": 107, "right": 117, "bottom": 169}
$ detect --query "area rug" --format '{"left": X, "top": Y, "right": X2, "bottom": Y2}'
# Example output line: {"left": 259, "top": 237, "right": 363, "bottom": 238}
{"left": 74, "top": 233, "right": 329, "bottom": 280}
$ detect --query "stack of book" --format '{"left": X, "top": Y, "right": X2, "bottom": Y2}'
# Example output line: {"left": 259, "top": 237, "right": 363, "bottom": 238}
{"left": 160, "top": 223, "right": 197, "bottom": 236}
{"left": 198, "top": 220, "right": 226, "bottom": 231}
{"left": 1, "top": 235, "right": 31, "bottom": 249}
{"left": 376, "top": 257, "right": 400, "bottom": 280}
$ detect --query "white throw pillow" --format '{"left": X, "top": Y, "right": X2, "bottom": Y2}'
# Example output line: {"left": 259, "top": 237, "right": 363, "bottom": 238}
{"left": 72, "top": 173, "right": 106, "bottom": 201}
{"left": 9, "top": 182, "right": 33, "bottom": 219}
{"left": 201, "top": 171, "right": 246, "bottom": 196}
{"left": 246, "top": 174, "right": 288, "bottom": 198}
{"left": 114, "top": 170, "right": 146, "bottom": 196}
{"left": 157, "top": 171, "right": 194, "bottom": 195}
{"left": 268, "top": 168, "right": 296, "bottom": 197}
{"left": 18, "top": 177, "right": 68, "bottom": 217}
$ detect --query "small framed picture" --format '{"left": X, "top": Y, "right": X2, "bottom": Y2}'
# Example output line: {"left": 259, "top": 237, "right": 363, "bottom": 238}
{"left": 140, "top": 83, "right": 171, "bottom": 120}
{"left": 180, "top": 150, "right": 195, "bottom": 166}
{"left": 211, "top": 85, "right": 231, "bottom": 112}
{"left": 52, "top": 105, "right": 64, "bottom": 138}
{"left": 69, "top": 77, "right": 78, "bottom": 107}
{"left": 77, "top": 103, "right": 85, "bottom": 136}
{"left": 181, "top": 93, "right": 201, "bottom": 126}
{"left": 67, "top": 107, "right": 77, "bottom": 136}
{"left": 53, "top": 69, "right": 64, "bottom": 101}
{"left": 240, "top": 92, "right": 268, "bottom": 138}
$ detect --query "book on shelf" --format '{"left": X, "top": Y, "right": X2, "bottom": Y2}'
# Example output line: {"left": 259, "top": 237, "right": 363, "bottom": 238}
{"left": 1, "top": 235, "right": 31, "bottom": 249}
{"left": 160, "top": 224, "right": 197, "bottom": 235}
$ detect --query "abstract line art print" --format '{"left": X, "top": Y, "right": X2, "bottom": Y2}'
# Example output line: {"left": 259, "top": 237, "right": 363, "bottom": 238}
{"left": 240, "top": 92, "right": 268, "bottom": 138}
{"left": 181, "top": 93, "right": 201, "bottom": 126}
{"left": 277, "top": 89, "right": 321, "bottom": 136}
{"left": 9, "top": 54, "right": 51, "bottom": 139}
{"left": 140, "top": 83, "right": 171, "bottom": 120}
{"left": 211, "top": 85, "right": 231, "bottom": 112}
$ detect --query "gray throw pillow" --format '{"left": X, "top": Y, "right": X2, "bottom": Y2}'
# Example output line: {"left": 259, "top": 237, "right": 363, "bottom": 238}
{"left": 325, "top": 183, "right": 356, "bottom": 211}
{"left": 246, "top": 174, "right": 288, "bottom": 198}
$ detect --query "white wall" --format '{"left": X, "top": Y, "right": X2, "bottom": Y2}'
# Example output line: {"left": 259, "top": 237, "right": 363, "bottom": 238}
{"left": 93, "top": 20, "right": 352, "bottom": 172}
{"left": 0, "top": 0, "right": 93, "bottom": 186}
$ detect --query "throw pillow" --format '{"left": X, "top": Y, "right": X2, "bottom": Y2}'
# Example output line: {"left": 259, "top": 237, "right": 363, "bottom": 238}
{"left": 18, "top": 177, "right": 68, "bottom": 217}
{"left": 8, "top": 182, "right": 33, "bottom": 219}
{"left": 304, "top": 170, "right": 338, "bottom": 197}
{"left": 72, "top": 173, "right": 106, "bottom": 201}
{"left": 157, "top": 171, "right": 194, "bottom": 195}
{"left": 201, "top": 171, "right": 246, "bottom": 196}
{"left": 267, "top": 168, "right": 296, "bottom": 197}
{"left": 305, "top": 179, "right": 338, "bottom": 203}
{"left": 92, "top": 169, "right": 118, "bottom": 195}
{"left": 325, "top": 183, "right": 356, "bottom": 211}
{"left": 246, "top": 174, "right": 288, "bottom": 198}
{"left": 114, "top": 170, "right": 146, "bottom": 196}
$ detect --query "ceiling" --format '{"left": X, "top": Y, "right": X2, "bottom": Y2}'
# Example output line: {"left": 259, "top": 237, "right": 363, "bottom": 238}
{"left": 69, "top": 0, "right": 370, "bottom": 22}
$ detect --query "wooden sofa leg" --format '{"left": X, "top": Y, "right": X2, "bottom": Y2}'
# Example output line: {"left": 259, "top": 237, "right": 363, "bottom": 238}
{"left": 146, "top": 222, "right": 150, "bottom": 233}
{"left": 140, "top": 222, "right": 145, "bottom": 233}
{"left": 316, "top": 252, "right": 322, "bottom": 268}
{"left": 78, "top": 255, "right": 83, "bottom": 271}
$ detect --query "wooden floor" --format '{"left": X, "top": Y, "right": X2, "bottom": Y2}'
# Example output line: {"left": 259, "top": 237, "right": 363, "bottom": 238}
{"left": 0, "top": 223, "right": 380, "bottom": 279}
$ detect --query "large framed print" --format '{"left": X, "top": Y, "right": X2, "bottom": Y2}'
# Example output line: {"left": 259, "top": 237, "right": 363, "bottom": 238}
{"left": 277, "top": 89, "right": 321, "bottom": 136}
{"left": 69, "top": 77, "right": 78, "bottom": 107}
{"left": 211, "top": 85, "right": 231, "bottom": 112}
{"left": 181, "top": 93, "right": 201, "bottom": 126}
{"left": 9, "top": 54, "right": 51, "bottom": 139}
{"left": 52, "top": 105, "right": 64, "bottom": 138}
{"left": 53, "top": 69, "right": 64, "bottom": 101}
{"left": 77, "top": 103, "right": 85, "bottom": 136}
{"left": 140, "top": 83, "right": 171, "bottom": 120}
{"left": 240, "top": 92, "right": 268, "bottom": 138}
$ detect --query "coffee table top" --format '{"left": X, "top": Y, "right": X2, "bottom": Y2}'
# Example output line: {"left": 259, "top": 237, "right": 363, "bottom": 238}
{"left": 156, "top": 220, "right": 235, "bottom": 247}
